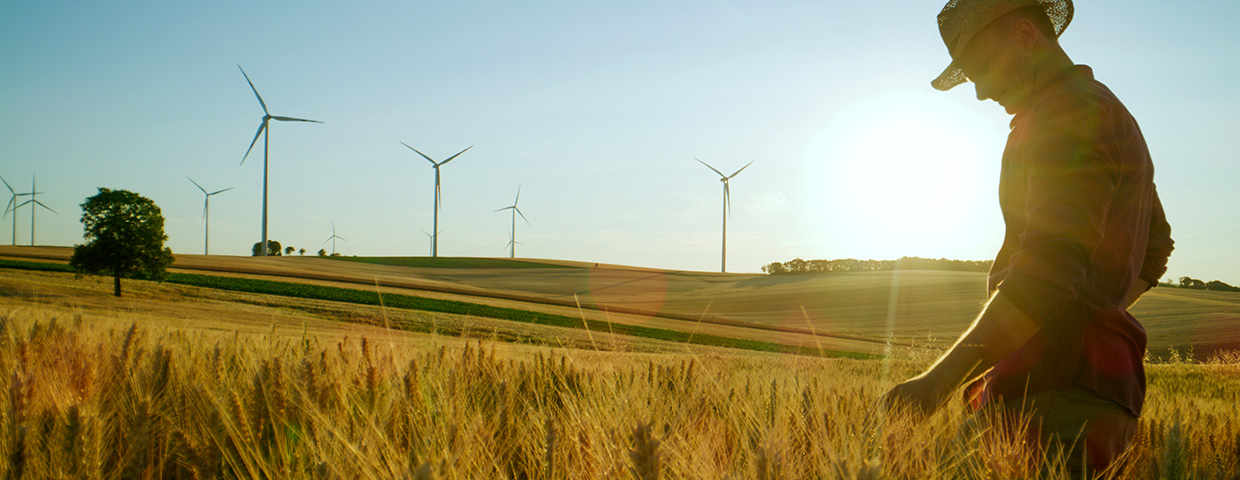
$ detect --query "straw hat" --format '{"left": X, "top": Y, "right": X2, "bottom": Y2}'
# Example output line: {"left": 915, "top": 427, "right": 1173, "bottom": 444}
{"left": 932, "top": 0, "right": 1073, "bottom": 91}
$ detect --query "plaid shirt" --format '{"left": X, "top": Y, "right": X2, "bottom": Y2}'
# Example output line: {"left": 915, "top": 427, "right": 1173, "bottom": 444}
{"left": 967, "top": 66, "right": 1174, "bottom": 417}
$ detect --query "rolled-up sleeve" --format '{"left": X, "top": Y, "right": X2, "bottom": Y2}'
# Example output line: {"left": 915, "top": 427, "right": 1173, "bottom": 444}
{"left": 998, "top": 94, "right": 1116, "bottom": 326}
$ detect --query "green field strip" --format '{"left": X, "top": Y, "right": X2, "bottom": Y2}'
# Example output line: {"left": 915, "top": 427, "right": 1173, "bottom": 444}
{"left": 330, "top": 256, "right": 577, "bottom": 269}
{"left": 0, "top": 259, "right": 876, "bottom": 359}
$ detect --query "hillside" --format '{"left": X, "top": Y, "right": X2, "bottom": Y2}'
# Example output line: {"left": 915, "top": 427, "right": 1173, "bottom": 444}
{"left": 3, "top": 245, "right": 1237, "bottom": 357}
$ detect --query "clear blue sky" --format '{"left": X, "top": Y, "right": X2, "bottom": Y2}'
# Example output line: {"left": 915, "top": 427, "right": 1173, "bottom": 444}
{"left": 2, "top": 1, "right": 1236, "bottom": 283}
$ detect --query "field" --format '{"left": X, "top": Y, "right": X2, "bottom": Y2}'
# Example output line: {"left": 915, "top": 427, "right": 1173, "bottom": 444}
{"left": 2, "top": 246, "right": 1240, "bottom": 478}
{"left": 5, "top": 246, "right": 1239, "bottom": 358}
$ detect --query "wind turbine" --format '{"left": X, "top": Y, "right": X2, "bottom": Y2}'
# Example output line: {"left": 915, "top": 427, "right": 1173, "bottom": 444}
{"left": 2, "top": 176, "right": 31, "bottom": 246}
{"left": 14, "top": 175, "right": 57, "bottom": 247}
{"left": 322, "top": 221, "right": 347, "bottom": 256}
{"left": 420, "top": 229, "right": 441, "bottom": 257}
{"left": 696, "top": 158, "right": 753, "bottom": 273}
{"left": 188, "top": 177, "right": 233, "bottom": 255}
{"left": 400, "top": 142, "right": 472, "bottom": 258}
{"left": 238, "top": 65, "right": 323, "bottom": 256}
{"left": 493, "top": 185, "right": 529, "bottom": 259}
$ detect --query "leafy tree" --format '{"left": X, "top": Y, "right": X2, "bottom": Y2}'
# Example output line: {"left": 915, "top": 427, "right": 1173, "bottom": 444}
{"left": 252, "top": 240, "right": 283, "bottom": 256}
{"left": 1206, "top": 280, "right": 1240, "bottom": 292}
{"left": 69, "top": 188, "right": 175, "bottom": 297}
{"left": 761, "top": 262, "right": 787, "bottom": 274}
{"left": 285, "top": 246, "right": 295, "bottom": 255}
{"left": 299, "top": 248, "right": 306, "bottom": 256}
{"left": 317, "top": 248, "right": 327, "bottom": 257}
{"left": 1179, "top": 276, "right": 1206, "bottom": 289}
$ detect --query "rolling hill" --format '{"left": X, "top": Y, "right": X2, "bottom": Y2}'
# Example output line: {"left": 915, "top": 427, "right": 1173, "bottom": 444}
{"left": 2, "top": 245, "right": 1237, "bottom": 358}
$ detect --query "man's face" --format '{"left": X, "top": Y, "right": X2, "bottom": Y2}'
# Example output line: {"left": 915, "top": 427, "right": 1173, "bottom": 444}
{"left": 955, "top": 21, "right": 1034, "bottom": 114}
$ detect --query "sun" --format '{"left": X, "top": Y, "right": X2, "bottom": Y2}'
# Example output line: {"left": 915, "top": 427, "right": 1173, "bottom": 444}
{"left": 801, "top": 89, "right": 1004, "bottom": 260}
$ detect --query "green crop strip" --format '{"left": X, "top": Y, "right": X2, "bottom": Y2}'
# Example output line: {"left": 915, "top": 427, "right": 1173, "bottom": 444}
{"left": 1, "top": 259, "right": 875, "bottom": 359}
{"left": 329, "top": 256, "right": 576, "bottom": 269}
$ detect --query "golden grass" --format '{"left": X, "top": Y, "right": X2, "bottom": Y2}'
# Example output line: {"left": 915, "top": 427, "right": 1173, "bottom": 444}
{"left": 2, "top": 303, "right": 1238, "bottom": 479}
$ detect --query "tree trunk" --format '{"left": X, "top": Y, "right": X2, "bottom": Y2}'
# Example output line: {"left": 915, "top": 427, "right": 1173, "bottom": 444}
{"left": 114, "top": 273, "right": 122, "bottom": 297}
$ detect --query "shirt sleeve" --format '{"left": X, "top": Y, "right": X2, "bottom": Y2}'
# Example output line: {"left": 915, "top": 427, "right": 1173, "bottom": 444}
{"left": 1139, "top": 186, "right": 1174, "bottom": 288}
{"left": 998, "top": 93, "right": 1116, "bottom": 326}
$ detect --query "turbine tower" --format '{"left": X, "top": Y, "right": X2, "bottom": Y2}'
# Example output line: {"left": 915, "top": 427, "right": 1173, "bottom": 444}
{"left": 2, "top": 176, "right": 32, "bottom": 246}
{"left": 400, "top": 142, "right": 472, "bottom": 258}
{"left": 238, "top": 65, "right": 323, "bottom": 256}
{"left": 322, "top": 221, "right": 347, "bottom": 256}
{"left": 15, "top": 175, "right": 56, "bottom": 247}
{"left": 188, "top": 177, "right": 233, "bottom": 255}
{"left": 493, "top": 185, "right": 529, "bottom": 259}
{"left": 696, "top": 158, "right": 753, "bottom": 273}
{"left": 420, "top": 229, "right": 441, "bottom": 257}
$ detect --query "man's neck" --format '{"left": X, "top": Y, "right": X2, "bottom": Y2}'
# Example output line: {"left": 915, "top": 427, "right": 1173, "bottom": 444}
{"left": 1031, "top": 49, "right": 1075, "bottom": 92}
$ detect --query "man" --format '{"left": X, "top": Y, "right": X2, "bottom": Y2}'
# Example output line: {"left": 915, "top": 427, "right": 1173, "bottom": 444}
{"left": 881, "top": 0, "right": 1173, "bottom": 475}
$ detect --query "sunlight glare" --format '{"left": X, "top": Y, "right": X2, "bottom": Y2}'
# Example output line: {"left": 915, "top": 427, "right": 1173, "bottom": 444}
{"left": 802, "top": 90, "right": 1000, "bottom": 260}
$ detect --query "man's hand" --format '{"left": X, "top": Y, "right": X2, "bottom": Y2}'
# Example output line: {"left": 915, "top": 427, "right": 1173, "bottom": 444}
{"left": 880, "top": 373, "right": 953, "bottom": 417}
{"left": 878, "top": 292, "right": 1038, "bottom": 418}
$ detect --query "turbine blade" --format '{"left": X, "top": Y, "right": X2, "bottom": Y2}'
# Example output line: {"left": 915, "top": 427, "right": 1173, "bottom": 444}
{"left": 187, "top": 176, "right": 207, "bottom": 194}
{"left": 208, "top": 187, "right": 234, "bottom": 196}
{"left": 516, "top": 207, "right": 529, "bottom": 225}
{"left": 241, "top": 121, "right": 267, "bottom": 165}
{"left": 401, "top": 142, "right": 438, "bottom": 165}
{"left": 33, "top": 200, "right": 57, "bottom": 214}
{"left": 514, "top": 184, "right": 521, "bottom": 204}
{"left": 16, "top": 200, "right": 32, "bottom": 209}
{"left": 202, "top": 199, "right": 208, "bottom": 220}
{"left": 724, "top": 183, "right": 732, "bottom": 218}
{"left": 438, "top": 145, "right": 473, "bottom": 166}
{"left": 494, "top": 206, "right": 513, "bottom": 212}
{"left": 2, "top": 198, "right": 13, "bottom": 218}
{"left": 696, "top": 158, "right": 725, "bottom": 178}
{"left": 337, "top": 236, "right": 348, "bottom": 242}
{"left": 271, "top": 115, "right": 323, "bottom": 124}
{"left": 238, "top": 65, "right": 270, "bottom": 115}
{"left": 1, "top": 176, "right": 13, "bottom": 195}
{"left": 435, "top": 171, "right": 442, "bottom": 209}
{"left": 728, "top": 160, "right": 755, "bottom": 179}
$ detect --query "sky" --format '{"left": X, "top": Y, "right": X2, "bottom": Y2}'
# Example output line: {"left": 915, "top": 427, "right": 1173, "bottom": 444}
{"left": 1, "top": 1, "right": 1237, "bottom": 284}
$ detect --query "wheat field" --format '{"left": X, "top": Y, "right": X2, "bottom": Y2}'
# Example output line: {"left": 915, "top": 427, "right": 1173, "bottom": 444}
{"left": 2, "top": 299, "right": 1238, "bottom": 479}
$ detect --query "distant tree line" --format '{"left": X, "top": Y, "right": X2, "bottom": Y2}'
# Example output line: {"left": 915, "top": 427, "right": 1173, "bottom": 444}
{"left": 1172, "top": 276, "right": 1240, "bottom": 292}
{"left": 761, "top": 256, "right": 993, "bottom": 274}
{"left": 251, "top": 240, "right": 338, "bottom": 257}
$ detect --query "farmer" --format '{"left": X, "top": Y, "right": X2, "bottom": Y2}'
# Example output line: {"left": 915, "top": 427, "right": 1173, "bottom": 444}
{"left": 881, "top": 0, "right": 1174, "bottom": 475}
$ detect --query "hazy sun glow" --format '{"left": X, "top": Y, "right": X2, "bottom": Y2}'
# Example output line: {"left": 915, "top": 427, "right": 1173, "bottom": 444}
{"left": 802, "top": 90, "right": 1001, "bottom": 261}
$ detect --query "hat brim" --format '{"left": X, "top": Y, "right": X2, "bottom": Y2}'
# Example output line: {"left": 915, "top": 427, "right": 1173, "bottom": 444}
{"left": 932, "top": 62, "right": 967, "bottom": 91}
{"left": 931, "top": 0, "right": 1073, "bottom": 92}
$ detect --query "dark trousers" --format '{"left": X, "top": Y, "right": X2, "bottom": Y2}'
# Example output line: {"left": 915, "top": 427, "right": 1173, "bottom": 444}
{"left": 973, "top": 387, "right": 1138, "bottom": 477}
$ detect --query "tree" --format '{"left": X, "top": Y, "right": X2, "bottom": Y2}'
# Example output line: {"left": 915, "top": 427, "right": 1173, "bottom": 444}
{"left": 69, "top": 188, "right": 175, "bottom": 297}
{"left": 252, "top": 240, "right": 282, "bottom": 256}
{"left": 1179, "top": 276, "right": 1206, "bottom": 289}
{"left": 285, "top": 246, "right": 295, "bottom": 255}
{"left": 299, "top": 248, "right": 306, "bottom": 256}
{"left": 317, "top": 248, "right": 326, "bottom": 257}
{"left": 1206, "top": 280, "right": 1240, "bottom": 292}
{"left": 761, "top": 262, "right": 787, "bottom": 274}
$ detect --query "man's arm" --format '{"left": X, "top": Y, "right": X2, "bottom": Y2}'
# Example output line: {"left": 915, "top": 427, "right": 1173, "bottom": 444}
{"left": 882, "top": 277, "right": 1155, "bottom": 415}
{"left": 880, "top": 291, "right": 1039, "bottom": 414}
